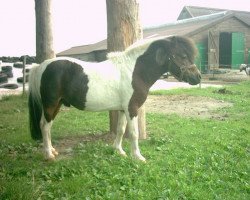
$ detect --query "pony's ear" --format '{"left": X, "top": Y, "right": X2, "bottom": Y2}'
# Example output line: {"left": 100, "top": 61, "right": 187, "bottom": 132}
{"left": 156, "top": 47, "right": 167, "bottom": 66}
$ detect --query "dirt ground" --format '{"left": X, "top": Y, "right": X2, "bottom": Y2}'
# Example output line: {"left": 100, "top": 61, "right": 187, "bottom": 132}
{"left": 146, "top": 69, "right": 249, "bottom": 120}
{"left": 145, "top": 94, "right": 233, "bottom": 120}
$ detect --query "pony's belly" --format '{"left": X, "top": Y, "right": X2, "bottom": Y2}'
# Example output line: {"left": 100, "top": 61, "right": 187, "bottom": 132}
{"left": 85, "top": 103, "right": 123, "bottom": 112}
{"left": 84, "top": 98, "right": 123, "bottom": 111}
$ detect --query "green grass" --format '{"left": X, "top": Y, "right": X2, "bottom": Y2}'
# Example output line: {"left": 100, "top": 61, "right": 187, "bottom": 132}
{"left": 0, "top": 81, "right": 250, "bottom": 199}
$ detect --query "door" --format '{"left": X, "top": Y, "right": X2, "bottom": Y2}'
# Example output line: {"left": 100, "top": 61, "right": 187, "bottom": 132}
{"left": 196, "top": 43, "right": 207, "bottom": 73}
{"left": 231, "top": 32, "right": 245, "bottom": 69}
{"left": 219, "top": 32, "right": 232, "bottom": 68}
{"left": 208, "top": 30, "right": 219, "bottom": 70}
{"left": 248, "top": 49, "right": 250, "bottom": 64}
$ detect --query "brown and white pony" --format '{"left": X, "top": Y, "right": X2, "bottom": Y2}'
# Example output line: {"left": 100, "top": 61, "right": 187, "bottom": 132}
{"left": 28, "top": 36, "right": 201, "bottom": 161}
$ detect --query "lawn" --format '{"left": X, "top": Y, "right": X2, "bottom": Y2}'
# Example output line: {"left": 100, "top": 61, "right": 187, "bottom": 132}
{"left": 0, "top": 81, "right": 249, "bottom": 200}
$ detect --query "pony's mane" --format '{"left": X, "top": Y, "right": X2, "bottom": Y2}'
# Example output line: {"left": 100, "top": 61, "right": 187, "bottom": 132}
{"left": 107, "top": 36, "right": 166, "bottom": 63}
{"left": 173, "top": 36, "right": 198, "bottom": 62}
{"left": 107, "top": 35, "right": 198, "bottom": 66}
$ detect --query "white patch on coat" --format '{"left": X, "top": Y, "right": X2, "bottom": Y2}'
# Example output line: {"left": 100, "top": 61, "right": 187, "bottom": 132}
{"left": 83, "top": 60, "right": 124, "bottom": 111}
{"left": 29, "top": 60, "right": 53, "bottom": 107}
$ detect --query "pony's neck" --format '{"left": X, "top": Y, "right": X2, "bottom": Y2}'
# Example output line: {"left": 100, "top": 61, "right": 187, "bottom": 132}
{"left": 128, "top": 55, "right": 168, "bottom": 115}
{"left": 133, "top": 55, "right": 167, "bottom": 90}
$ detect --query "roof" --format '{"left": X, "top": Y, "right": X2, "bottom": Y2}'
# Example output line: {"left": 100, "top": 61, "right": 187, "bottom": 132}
{"left": 58, "top": 6, "right": 250, "bottom": 57}
{"left": 177, "top": 6, "right": 226, "bottom": 19}
{"left": 178, "top": 6, "right": 250, "bottom": 26}
{"left": 144, "top": 11, "right": 229, "bottom": 37}
{"left": 57, "top": 40, "right": 107, "bottom": 56}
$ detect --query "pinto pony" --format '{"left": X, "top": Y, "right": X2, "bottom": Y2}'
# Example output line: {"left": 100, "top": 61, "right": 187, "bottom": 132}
{"left": 28, "top": 36, "right": 201, "bottom": 161}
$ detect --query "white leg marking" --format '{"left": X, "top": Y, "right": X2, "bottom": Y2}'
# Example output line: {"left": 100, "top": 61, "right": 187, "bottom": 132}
{"left": 113, "top": 111, "right": 127, "bottom": 156}
{"left": 125, "top": 113, "right": 146, "bottom": 162}
{"left": 48, "top": 121, "right": 58, "bottom": 156}
{"left": 40, "top": 113, "right": 55, "bottom": 160}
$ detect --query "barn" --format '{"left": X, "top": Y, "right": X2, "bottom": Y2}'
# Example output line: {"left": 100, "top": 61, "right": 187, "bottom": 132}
{"left": 57, "top": 6, "right": 250, "bottom": 72}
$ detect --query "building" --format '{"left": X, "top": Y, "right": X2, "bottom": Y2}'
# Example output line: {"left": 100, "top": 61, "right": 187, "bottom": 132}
{"left": 57, "top": 6, "right": 250, "bottom": 72}
{"left": 177, "top": 6, "right": 250, "bottom": 71}
{"left": 57, "top": 40, "right": 107, "bottom": 62}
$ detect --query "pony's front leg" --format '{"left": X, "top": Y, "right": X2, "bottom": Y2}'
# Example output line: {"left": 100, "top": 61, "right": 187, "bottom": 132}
{"left": 126, "top": 114, "right": 146, "bottom": 162}
{"left": 40, "top": 113, "right": 55, "bottom": 160}
{"left": 113, "top": 111, "right": 127, "bottom": 156}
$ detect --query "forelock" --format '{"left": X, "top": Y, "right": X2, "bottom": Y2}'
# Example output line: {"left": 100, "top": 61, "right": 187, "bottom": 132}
{"left": 174, "top": 36, "right": 198, "bottom": 62}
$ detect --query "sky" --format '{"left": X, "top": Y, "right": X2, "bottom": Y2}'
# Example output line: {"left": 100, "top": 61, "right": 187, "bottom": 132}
{"left": 0, "top": 0, "right": 249, "bottom": 56}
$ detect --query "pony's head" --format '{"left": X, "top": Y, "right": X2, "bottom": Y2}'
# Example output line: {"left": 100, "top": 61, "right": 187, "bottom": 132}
{"left": 148, "top": 36, "right": 201, "bottom": 85}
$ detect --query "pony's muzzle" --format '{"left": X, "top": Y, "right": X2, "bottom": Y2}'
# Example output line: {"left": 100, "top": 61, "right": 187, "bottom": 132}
{"left": 184, "top": 64, "right": 201, "bottom": 85}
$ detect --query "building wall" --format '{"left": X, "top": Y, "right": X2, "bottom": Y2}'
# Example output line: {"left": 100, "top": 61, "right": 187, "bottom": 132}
{"left": 192, "top": 17, "right": 250, "bottom": 46}
{"left": 59, "top": 50, "right": 107, "bottom": 62}
{"left": 190, "top": 17, "right": 250, "bottom": 71}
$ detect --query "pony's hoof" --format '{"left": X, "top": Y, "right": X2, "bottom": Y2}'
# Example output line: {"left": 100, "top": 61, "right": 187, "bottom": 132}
{"left": 113, "top": 144, "right": 127, "bottom": 157}
{"left": 115, "top": 149, "right": 127, "bottom": 157}
{"left": 119, "top": 150, "right": 127, "bottom": 157}
{"left": 45, "top": 154, "right": 56, "bottom": 161}
{"left": 52, "top": 149, "right": 59, "bottom": 156}
{"left": 133, "top": 153, "right": 146, "bottom": 162}
{"left": 46, "top": 156, "right": 56, "bottom": 161}
{"left": 138, "top": 156, "right": 146, "bottom": 163}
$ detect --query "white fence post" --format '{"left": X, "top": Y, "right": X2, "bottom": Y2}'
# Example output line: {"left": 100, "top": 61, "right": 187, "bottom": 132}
{"left": 22, "top": 56, "right": 26, "bottom": 95}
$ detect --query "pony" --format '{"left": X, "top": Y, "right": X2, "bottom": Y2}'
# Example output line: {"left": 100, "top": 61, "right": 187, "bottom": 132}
{"left": 28, "top": 35, "right": 201, "bottom": 162}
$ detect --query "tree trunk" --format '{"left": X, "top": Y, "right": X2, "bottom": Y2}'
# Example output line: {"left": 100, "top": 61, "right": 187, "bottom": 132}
{"left": 35, "top": 0, "right": 55, "bottom": 63}
{"left": 106, "top": 0, "right": 146, "bottom": 139}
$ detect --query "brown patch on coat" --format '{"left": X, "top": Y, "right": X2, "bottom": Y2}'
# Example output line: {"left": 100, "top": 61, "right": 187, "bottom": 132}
{"left": 128, "top": 40, "right": 171, "bottom": 119}
{"left": 40, "top": 60, "right": 89, "bottom": 122}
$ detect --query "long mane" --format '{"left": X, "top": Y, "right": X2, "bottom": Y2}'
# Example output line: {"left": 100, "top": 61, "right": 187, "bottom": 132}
{"left": 107, "top": 36, "right": 167, "bottom": 64}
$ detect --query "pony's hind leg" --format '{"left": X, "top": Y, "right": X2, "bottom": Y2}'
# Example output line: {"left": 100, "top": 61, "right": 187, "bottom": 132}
{"left": 41, "top": 103, "right": 61, "bottom": 160}
{"left": 113, "top": 111, "right": 127, "bottom": 156}
{"left": 48, "top": 121, "right": 58, "bottom": 156}
{"left": 48, "top": 103, "right": 61, "bottom": 157}
{"left": 40, "top": 112, "right": 55, "bottom": 160}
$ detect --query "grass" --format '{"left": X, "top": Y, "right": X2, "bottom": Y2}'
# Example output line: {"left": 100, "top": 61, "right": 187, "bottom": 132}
{"left": 0, "top": 81, "right": 250, "bottom": 199}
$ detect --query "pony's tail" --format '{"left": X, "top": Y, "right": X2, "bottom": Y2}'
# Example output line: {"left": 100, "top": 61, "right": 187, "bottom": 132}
{"left": 28, "top": 93, "right": 42, "bottom": 140}
{"left": 28, "top": 65, "right": 43, "bottom": 140}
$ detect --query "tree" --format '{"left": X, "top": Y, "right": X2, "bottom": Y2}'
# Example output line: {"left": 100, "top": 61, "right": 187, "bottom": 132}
{"left": 106, "top": 0, "right": 146, "bottom": 139}
{"left": 35, "top": 0, "right": 55, "bottom": 63}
